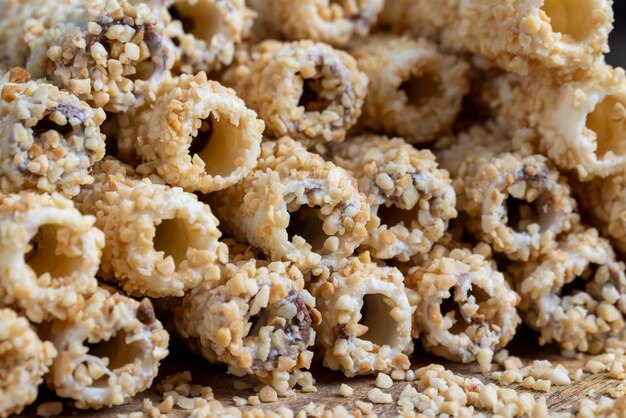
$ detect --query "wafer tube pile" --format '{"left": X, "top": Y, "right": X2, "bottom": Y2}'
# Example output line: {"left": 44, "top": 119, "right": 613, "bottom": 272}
{"left": 0, "top": 0, "right": 626, "bottom": 417}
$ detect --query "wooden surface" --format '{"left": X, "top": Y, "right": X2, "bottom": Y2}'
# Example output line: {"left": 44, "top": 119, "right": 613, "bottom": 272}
{"left": 18, "top": 329, "right": 625, "bottom": 417}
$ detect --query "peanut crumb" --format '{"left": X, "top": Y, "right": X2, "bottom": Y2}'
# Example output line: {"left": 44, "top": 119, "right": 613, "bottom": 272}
{"left": 375, "top": 373, "right": 393, "bottom": 389}
{"left": 338, "top": 383, "right": 353, "bottom": 397}
{"left": 368, "top": 388, "right": 393, "bottom": 404}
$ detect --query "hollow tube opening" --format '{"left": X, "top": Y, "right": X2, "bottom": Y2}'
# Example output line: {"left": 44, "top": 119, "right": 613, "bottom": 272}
{"left": 586, "top": 95, "right": 626, "bottom": 159}
{"left": 32, "top": 115, "right": 74, "bottom": 138}
{"left": 86, "top": 330, "right": 144, "bottom": 371}
{"left": 131, "top": 60, "right": 157, "bottom": 82}
{"left": 505, "top": 194, "right": 557, "bottom": 233}
{"left": 168, "top": 0, "right": 222, "bottom": 43}
{"left": 560, "top": 275, "right": 591, "bottom": 298}
{"left": 153, "top": 218, "right": 195, "bottom": 267}
{"left": 327, "top": 0, "right": 362, "bottom": 19}
{"left": 82, "top": 330, "right": 145, "bottom": 387}
{"left": 400, "top": 71, "right": 443, "bottom": 108}
{"left": 377, "top": 204, "right": 417, "bottom": 228}
{"left": 286, "top": 205, "right": 331, "bottom": 252}
{"left": 359, "top": 293, "right": 400, "bottom": 347}
{"left": 440, "top": 294, "right": 468, "bottom": 335}
{"left": 190, "top": 113, "right": 243, "bottom": 177}
{"left": 560, "top": 262, "right": 601, "bottom": 298}
{"left": 298, "top": 77, "right": 333, "bottom": 113}
{"left": 472, "top": 286, "right": 495, "bottom": 320}
{"left": 26, "top": 225, "right": 82, "bottom": 279}
{"left": 541, "top": 0, "right": 599, "bottom": 42}
{"left": 247, "top": 309, "right": 270, "bottom": 338}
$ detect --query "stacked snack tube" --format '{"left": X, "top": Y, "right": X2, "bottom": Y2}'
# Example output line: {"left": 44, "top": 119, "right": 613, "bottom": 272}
{"left": 43, "top": 288, "right": 169, "bottom": 409}
{"left": 221, "top": 40, "right": 368, "bottom": 146}
{"left": 0, "top": 0, "right": 175, "bottom": 112}
{"left": 175, "top": 257, "right": 320, "bottom": 394}
{"left": 76, "top": 158, "right": 228, "bottom": 297}
{"left": 311, "top": 252, "right": 414, "bottom": 377}
{"left": 483, "top": 65, "right": 626, "bottom": 179}
{"left": 154, "top": 0, "right": 256, "bottom": 74}
{"left": 405, "top": 241, "right": 520, "bottom": 369}
{"left": 330, "top": 134, "right": 457, "bottom": 261}
{"left": 212, "top": 137, "right": 371, "bottom": 277}
{"left": 509, "top": 228, "right": 626, "bottom": 353}
{"left": 0, "top": 192, "right": 103, "bottom": 323}
{"left": 0, "top": 69, "right": 106, "bottom": 197}
{"left": 117, "top": 72, "right": 264, "bottom": 193}
{"left": 379, "top": 0, "right": 613, "bottom": 76}
{"left": 348, "top": 35, "right": 469, "bottom": 144}
{"left": 1, "top": 0, "right": 626, "bottom": 415}
{"left": 438, "top": 125, "right": 579, "bottom": 262}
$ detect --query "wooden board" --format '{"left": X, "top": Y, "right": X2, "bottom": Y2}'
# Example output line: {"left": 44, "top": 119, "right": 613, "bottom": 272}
{"left": 18, "top": 329, "right": 624, "bottom": 417}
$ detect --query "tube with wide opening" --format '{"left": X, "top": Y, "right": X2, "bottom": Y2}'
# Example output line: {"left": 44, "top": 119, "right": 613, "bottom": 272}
{"left": 156, "top": 0, "right": 255, "bottom": 74}
{"left": 175, "top": 259, "right": 320, "bottom": 394}
{"left": 348, "top": 35, "right": 469, "bottom": 144}
{"left": 212, "top": 137, "right": 370, "bottom": 277}
{"left": 1, "top": 0, "right": 175, "bottom": 113}
{"left": 44, "top": 289, "right": 169, "bottom": 409}
{"left": 485, "top": 66, "right": 626, "bottom": 180}
{"left": 0, "top": 308, "right": 56, "bottom": 418}
{"left": 579, "top": 173, "right": 626, "bottom": 254}
{"left": 438, "top": 127, "right": 578, "bottom": 262}
{"left": 378, "top": 0, "right": 612, "bottom": 75}
{"left": 0, "top": 72, "right": 106, "bottom": 198}
{"left": 77, "top": 158, "right": 228, "bottom": 297}
{"left": 311, "top": 252, "right": 414, "bottom": 377}
{"left": 509, "top": 228, "right": 626, "bottom": 353}
{"left": 221, "top": 40, "right": 368, "bottom": 146}
{"left": 330, "top": 134, "right": 457, "bottom": 261}
{"left": 248, "top": 0, "right": 383, "bottom": 47}
{"left": 406, "top": 244, "right": 520, "bottom": 366}
{"left": 118, "top": 72, "right": 264, "bottom": 192}
{"left": 0, "top": 192, "right": 103, "bottom": 323}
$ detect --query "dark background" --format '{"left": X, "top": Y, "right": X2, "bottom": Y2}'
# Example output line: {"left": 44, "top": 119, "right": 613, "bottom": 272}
{"left": 608, "top": 1, "right": 625, "bottom": 68}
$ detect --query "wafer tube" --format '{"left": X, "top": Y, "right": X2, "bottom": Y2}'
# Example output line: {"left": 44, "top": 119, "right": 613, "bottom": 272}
{"left": 248, "top": 0, "right": 383, "bottom": 46}
{"left": 349, "top": 35, "right": 469, "bottom": 144}
{"left": 213, "top": 137, "right": 370, "bottom": 276}
{"left": 175, "top": 259, "right": 319, "bottom": 393}
{"left": 579, "top": 174, "right": 626, "bottom": 253}
{"left": 439, "top": 129, "right": 577, "bottom": 261}
{"left": 0, "top": 193, "right": 103, "bottom": 323}
{"left": 0, "top": 71, "right": 106, "bottom": 198}
{"left": 77, "top": 158, "right": 227, "bottom": 297}
{"left": 510, "top": 228, "right": 626, "bottom": 353}
{"left": 0, "top": 308, "right": 56, "bottom": 418}
{"left": 486, "top": 66, "right": 626, "bottom": 180}
{"left": 118, "top": 72, "right": 264, "bottom": 193}
{"left": 158, "top": 0, "right": 255, "bottom": 74}
{"left": 379, "top": 0, "right": 613, "bottom": 75}
{"left": 45, "top": 289, "right": 169, "bottom": 409}
{"left": 330, "top": 135, "right": 457, "bottom": 261}
{"left": 312, "top": 253, "right": 414, "bottom": 377}
{"left": 406, "top": 245, "right": 520, "bottom": 363}
{"left": 222, "top": 40, "right": 368, "bottom": 146}
{"left": 2, "top": 0, "right": 174, "bottom": 113}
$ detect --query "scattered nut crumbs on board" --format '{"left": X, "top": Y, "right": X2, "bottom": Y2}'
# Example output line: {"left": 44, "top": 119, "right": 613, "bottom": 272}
{"left": 0, "top": 0, "right": 626, "bottom": 417}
